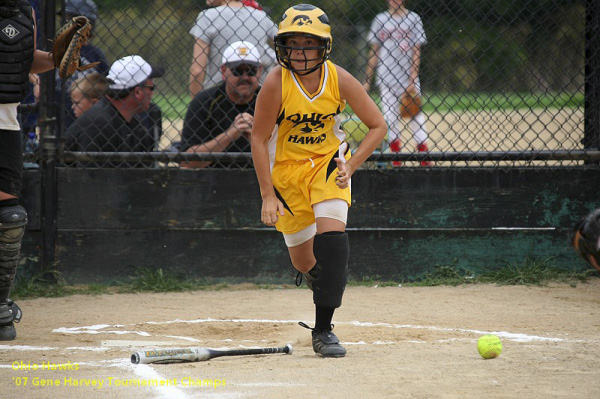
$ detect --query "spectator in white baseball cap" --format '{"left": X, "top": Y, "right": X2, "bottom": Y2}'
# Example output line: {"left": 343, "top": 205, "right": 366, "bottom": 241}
{"left": 107, "top": 55, "right": 165, "bottom": 93}
{"left": 221, "top": 40, "right": 261, "bottom": 68}
{"left": 220, "top": 41, "right": 262, "bottom": 102}
{"left": 180, "top": 41, "right": 263, "bottom": 168}
{"left": 64, "top": 55, "right": 164, "bottom": 167}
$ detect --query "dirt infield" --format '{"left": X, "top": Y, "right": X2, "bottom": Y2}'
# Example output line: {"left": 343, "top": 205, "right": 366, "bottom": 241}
{"left": 158, "top": 108, "right": 584, "bottom": 153}
{"left": 1, "top": 281, "right": 599, "bottom": 398}
{"left": 158, "top": 108, "right": 584, "bottom": 168}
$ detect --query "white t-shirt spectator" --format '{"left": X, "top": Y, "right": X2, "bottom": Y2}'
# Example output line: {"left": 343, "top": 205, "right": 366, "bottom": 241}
{"left": 189, "top": 5, "right": 277, "bottom": 89}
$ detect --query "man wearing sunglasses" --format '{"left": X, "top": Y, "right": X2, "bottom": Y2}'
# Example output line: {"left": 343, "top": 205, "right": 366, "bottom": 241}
{"left": 64, "top": 55, "right": 164, "bottom": 167}
{"left": 181, "top": 41, "right": 262, "bottom": 168}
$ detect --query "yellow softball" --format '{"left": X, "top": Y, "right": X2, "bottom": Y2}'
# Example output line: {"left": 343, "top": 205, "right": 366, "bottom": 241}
{"left": 477, "top": 334, "right": 502, "bottom": 359}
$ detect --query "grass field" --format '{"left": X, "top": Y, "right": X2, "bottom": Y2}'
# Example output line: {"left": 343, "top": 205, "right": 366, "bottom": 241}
{"left": 12, "top": 259, "right": 598, "bottom": 300}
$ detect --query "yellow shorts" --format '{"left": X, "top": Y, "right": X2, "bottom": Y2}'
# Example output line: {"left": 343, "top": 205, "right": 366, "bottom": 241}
{"left": 272, "top": 146, "right": 351, "bottom": 235}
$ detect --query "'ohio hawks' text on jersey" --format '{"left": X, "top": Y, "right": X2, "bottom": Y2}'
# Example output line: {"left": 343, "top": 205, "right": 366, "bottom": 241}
{"left": 269, "top": 60, "right": 346, "bottom": 167}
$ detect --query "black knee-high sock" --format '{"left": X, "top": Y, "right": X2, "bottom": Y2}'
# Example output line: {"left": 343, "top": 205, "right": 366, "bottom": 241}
{"left": 315, "top": 306, "right": 335, "bottom": 331}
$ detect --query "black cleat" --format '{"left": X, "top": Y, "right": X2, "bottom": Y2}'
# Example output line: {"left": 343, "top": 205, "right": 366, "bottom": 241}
{"left": 299, "top": 322, "right": 346, "bottom": 358}
{"left": 0, "top": 300, "right": 21, "bottom": 341}
{"left": 312, "top": 329, "right": 346, "bottom": 357}
{"left": 0, "top": 323, "right": 16, "bottom": 341}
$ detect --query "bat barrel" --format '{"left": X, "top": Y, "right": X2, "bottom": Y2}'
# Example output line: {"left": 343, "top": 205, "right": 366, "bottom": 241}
{"left": 131, "top": 344, "right": 292, "bottom": 364}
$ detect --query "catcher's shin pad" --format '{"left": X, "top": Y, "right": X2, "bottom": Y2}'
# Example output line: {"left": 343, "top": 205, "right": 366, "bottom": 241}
{"left": 400, "top": 91, "right": 422, "bottom": 118}
{"left": 52, "top": 16, "right": 99, "bottom": 79}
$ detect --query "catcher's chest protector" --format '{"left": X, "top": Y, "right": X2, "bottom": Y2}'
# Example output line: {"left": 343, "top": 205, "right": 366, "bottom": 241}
{"left": 0, "top": 1, "right": 33, "bottom": 104}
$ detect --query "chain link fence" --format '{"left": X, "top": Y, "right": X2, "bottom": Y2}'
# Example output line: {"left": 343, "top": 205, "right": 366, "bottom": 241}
{"left": 23, "top": 0, "right": 596, "bottom": 169}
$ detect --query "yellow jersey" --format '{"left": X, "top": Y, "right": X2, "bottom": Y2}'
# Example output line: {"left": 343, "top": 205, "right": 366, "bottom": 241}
{"left": 269, "top": 60, "right": 347, "bottom": 166}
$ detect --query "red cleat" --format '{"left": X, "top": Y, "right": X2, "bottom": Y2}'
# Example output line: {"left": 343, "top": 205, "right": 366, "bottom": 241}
{"left": 417, "top": 143, "right": 433, "bottom": 166}
{"left": 389, "top": 139, "right": 402, "bottom": 166}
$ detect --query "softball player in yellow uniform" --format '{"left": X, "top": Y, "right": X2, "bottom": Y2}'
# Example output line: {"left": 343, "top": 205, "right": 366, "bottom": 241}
{"left": 251, "top": 4, "right": 386, "bottom": 357}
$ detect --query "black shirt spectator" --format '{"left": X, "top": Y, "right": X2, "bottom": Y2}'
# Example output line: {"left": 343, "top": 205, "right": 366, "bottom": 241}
{"left": 64, "top": 54, "right": 164, "bottom": 167}
{"left": 64, "top": 97, "right": 154, "bottom": 167}
{"left": 181, "top": 81, "right": 259, "bottom": 168}
{"left": 181, "top": 41, "right": 263, "bottom": 168}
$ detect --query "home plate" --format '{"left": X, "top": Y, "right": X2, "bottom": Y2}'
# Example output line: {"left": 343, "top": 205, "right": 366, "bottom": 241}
{"left": 101, "top": 340, "right": 184, "bottom": 347}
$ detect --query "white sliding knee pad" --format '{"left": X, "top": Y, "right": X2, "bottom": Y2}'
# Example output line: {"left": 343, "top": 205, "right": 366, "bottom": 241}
{"left": 313, "top": 199, "right": 348, "bottom": 225}
{"left": 283, "top": 223, "right": 317, "bottom": 248}
{"left": 282, "top": 200, "right": 348, "bottom": 248}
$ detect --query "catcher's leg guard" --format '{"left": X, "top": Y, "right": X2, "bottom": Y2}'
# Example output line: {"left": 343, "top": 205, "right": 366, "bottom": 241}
{"left": 311, "top": 232, "right": 349, "bottom": 309}
{"left": 0, "top": 202, "right": 27, "bottom": 340}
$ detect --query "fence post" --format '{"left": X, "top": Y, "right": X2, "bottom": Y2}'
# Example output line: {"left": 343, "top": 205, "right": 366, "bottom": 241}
{"left": 585, "top": 0, "right": 600, "bottom": 156}
{"left": 39, "top": 0, "right": 58, "bottom": 274}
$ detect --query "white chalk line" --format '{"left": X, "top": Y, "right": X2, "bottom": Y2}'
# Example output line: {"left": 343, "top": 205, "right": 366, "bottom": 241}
{"left": 0, "top": 344, "right": 56, "bottom": 351}
{"left": 50, "top": 318, "right": 583, "bottom": 344}
{"left": 124, "top": 362, "right": 189, "bottom": 399}
{"left": 53, "top": 324, "right": 150, "bottom": 336}
{"left": 347, "top": 321, "right": 580, "bottom": 343}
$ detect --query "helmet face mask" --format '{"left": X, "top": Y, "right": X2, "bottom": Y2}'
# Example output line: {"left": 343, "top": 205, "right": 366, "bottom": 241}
{"left": 274, "top": 4, "right": 332, "bottom": 75}
{"left": 275, "top": 33, "right": 329, "bottom": 75}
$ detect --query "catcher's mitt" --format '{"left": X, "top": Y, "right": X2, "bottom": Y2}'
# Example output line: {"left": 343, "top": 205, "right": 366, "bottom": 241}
{"left": 52, "top": 16, "right": 99, "bottom": 79}
{"left": 572, "top": 208, "right": 600, "bottom": 272}
{"left": 400, "top": 90, "right": 422, "bottom": 118}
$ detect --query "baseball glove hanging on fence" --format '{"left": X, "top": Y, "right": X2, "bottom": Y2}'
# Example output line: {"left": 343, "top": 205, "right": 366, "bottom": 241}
{"left": 572, "top": 208, "right": 600, "bottom": 272}
{"left": 400, "top": 90, "right": 422, "bottom": 118}
{"left": 52, "top": 16, "right": 99, "bottom": 79}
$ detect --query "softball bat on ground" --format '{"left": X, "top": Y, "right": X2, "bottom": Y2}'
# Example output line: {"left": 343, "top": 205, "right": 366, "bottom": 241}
{"left": 131, "top": 344, "right": 293, "bottom": 364}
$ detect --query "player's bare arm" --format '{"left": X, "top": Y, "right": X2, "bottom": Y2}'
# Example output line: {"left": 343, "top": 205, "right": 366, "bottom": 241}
{"left": 31, "top": 50, "right": 54, "bottom": 74}
{"left": 251, "top": 67, "right": 284, "bottom": 226}
{"left": 183, "top": 113, "right": 252, "bottom": 168}
{"left": 30, "top": 9, "right": 54, "bottom": 74}
{"left": 337, "top": 65, "right": 386, "bottom": 188}
{"left": 189, "top": 38, "right": 209, "bottom": 98}
{"left": 363, "top": 43, "right": 380, "bottom": 92}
